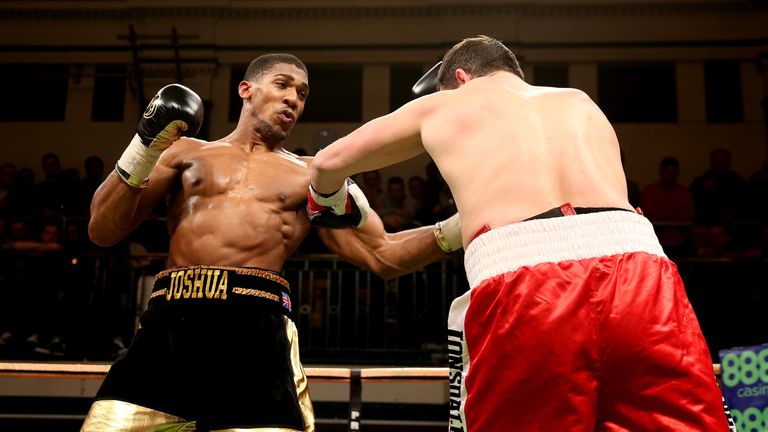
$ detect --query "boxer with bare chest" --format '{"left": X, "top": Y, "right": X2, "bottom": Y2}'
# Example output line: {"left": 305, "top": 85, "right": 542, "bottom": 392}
{"left": 81, "top": 54, "right": 461, "bottom": 432}
{"left": 309, "top": 36, "right": 732, "bottom": 431}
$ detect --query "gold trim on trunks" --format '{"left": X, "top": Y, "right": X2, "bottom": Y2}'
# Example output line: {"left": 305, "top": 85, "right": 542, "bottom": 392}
{"left": 155, "top": 265, "right": 289, "bottom": 290}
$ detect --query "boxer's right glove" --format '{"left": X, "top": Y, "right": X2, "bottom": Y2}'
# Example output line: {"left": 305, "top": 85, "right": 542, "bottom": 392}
{"left": 116, "top": 84, "right": 204, "bottom": 188}
{"left": 434, "top": 212, "right": 462, "bottom": 252}
{"left": 307, "top": 178, "right": 370, "bottom": 228}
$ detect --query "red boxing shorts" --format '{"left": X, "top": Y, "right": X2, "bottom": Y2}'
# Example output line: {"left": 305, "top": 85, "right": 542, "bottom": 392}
{"left": 448, "top": 210, "right": 730, "bottom": 431}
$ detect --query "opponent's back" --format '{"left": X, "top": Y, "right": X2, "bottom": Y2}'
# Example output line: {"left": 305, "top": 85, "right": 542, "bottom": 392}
{"left": 421, "top": 73, "right": 632, "bottom": 245}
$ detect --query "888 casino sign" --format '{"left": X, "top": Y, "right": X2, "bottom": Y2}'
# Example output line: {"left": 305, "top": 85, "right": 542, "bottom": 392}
{"left": 719, "top": 343, "right": 768, "bottom": 432}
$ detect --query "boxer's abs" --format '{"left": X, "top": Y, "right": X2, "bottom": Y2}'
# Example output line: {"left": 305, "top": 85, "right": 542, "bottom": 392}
{"left": 167, "top": 200, "right": 309, "bottom": 269}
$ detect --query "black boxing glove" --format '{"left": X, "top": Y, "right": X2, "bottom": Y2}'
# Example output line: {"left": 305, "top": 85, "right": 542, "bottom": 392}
{"left": 307, "top": 178, "right": 370, "bottom": 228}
{"left": 411, "top": 61, "right": 442, "bottom": 98}
{"left": 116, "top": 84, "right": 204, "bottom": 188}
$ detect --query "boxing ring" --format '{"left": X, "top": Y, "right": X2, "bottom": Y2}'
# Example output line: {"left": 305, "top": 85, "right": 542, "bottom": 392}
{"left": 0, "top": 361, "right": 721, "bottom": 431}
{"left": 0, "top": 362, "right": 453, "bottom": 431}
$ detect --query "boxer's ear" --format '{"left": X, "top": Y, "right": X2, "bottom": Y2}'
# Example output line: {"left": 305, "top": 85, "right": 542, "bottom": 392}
{"left": 455, "top": 69, "right": 472, "bottom": 86}
{"left": 238, "top": 80, "right": 252, "bottom": 99}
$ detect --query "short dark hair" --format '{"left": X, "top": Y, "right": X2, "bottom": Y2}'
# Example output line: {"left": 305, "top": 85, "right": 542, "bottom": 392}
{"left": 437, "top": 35, "right": 524, "bottom": 89}
{"left": 244, "top": 53, "right": 307, "bottom": 83}
{"left": 659, "top": 156, "right": 679, "bottom": 170}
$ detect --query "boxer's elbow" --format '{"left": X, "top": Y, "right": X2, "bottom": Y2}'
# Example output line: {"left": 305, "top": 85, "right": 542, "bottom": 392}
{"left": 366, "top": 256, "right": 407, "bottom": 281}
{"left": 88, "top": 218, "right": 125, "bottom": 247}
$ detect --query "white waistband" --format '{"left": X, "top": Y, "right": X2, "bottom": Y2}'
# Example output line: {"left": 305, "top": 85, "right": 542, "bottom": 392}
{"left": 464, "top": 211, "right": 666, "bottom": 288}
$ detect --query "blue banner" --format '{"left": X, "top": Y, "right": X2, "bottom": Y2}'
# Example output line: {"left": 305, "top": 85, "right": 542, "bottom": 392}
{"left": 719, "top": 343, "right": 768, "bottom": 432}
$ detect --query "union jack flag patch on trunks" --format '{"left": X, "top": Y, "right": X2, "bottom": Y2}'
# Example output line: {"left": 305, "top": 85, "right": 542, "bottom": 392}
{"left": 281, "top": 292, "right": 292, "bottom": 312}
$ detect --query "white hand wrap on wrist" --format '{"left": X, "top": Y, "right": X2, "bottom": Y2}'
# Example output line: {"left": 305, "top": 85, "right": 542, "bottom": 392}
{"left": 309, "top": 180, "right": 349, "bottom": 210}
{"left": 115, "top": 134, "right": 163, "bottom": 188}
{"left": 434, "top": 212, "right": 462, "bottom": 252}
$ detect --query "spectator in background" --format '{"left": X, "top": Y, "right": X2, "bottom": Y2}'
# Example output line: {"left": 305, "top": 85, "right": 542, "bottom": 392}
{"left": 32, "top": 152, "right": 65, "bottom": 218}
{"left": 2, "top": 220, "right": 68, "bottom": 358}
{"left": 747, "top": 156, "right": 768, "bottom": 223}
{"left": 641, "top": 156, "right": 695, "bottom": 257}
{"left": 378, "top": 176, "right": 415, "bottom": 231}
{"left": 0, "top": 163, "right": 17, "bottom": 218}
{"left": 423, "top": 160, "right": 456, "bottom": 224}
{"left": 689, "top": 147, "right": 748, "bottom": 225}
{"left": 8, "top": 167, "right": 36, "bottom": 220}
{"left": 405, "top": 175, "right": 430, "bottom": 226}
{"left": 357, "top": 169, "right": 387, "bottom": 211}
{"left": 72, "top": 155, "right": 105, "bottom": 216}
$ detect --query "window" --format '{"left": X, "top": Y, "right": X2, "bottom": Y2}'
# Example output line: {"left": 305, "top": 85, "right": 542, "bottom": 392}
{"left": 390, "top": 64, "right": 428, "bottom": 111}
{"left": 533, "top": 64, "right": 568, "bottom": 88}
{"left": 228, "top": 65, "right": 247, "bottom": 123}
{"left": 705, "top": 61, "right": 743, "bottom": 123}
{"left": 0, "top": 64, "right": 69, "bottom": 121}
{"left": 92, "top": 65, "right": 126, "bottom": 122}
{"left": 301, "top": 65, "right": 362, "bottom": 123}
{"left": 597, "top": 63, "right": 677, "bottom": 123}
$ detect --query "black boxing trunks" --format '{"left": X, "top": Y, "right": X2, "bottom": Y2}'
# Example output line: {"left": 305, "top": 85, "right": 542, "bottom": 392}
{"left": 449, "top": 208, "right": 731, "bottom": 431}
{"left": 84, "top": 266, "right": 314, "bottom": 432}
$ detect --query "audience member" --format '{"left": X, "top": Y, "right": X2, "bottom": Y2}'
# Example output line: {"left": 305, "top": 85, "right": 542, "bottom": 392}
{"left": 641, "top": 156, "right": 695, "bottom": 257}
{"left": 405, "top": 175, "right": 430, "bottom": 226}
{"left": 357, "top": 169, "right": 387, "bottom": 211}
{"left": 32, "top": 152, "right": 67, "bottom": 219}
{"left": 689, "top": 148, "right": 748, "bottom": 225}
{"left": 747, "top": 156, "right": 768, "bottom": 223}
{"left": 8, "top": 167, "right": 36, "bottom": 220}
{"left": 71, "top": 155, "right": 105, "bottom": 216}
{"left": 0, "top": 163, "right": 17, "bottom": 218}
{"left": 1, "top": 220, "right": 69, "bottom": 358}
{"left": 423, "top": 161, "right": 456, "bottom": 223}
{"left": 378, "top": 176, "right": 415, "bottom": 231}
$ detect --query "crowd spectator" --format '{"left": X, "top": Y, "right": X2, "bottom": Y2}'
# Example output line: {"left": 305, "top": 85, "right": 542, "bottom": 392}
{"left": 378, "top": 176, "right": 415, "bottom": 231}
{"left": 357, "top": 169, "right": 387, "bottom": 211}
{"left": 641, "top": 156, "right": 695, "bottom": 257}
{"left": 747, "top": 156, "right": 768, "bottom": 223}
{"left": 423, "top": 161, "right": 456, "bottom": 224}
{"left": 689, "top": 148, "right": 749, "bottom": 225}
{"left": 405, "top": 175, "right": 430, "bottom": 227}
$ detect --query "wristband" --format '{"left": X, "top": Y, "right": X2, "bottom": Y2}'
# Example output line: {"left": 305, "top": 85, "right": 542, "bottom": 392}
{"left": 309, "top": 181, "right": 348, "bottom": 208}
{"left": 433, "top": 212, "right": 462, "bottom": 253}
{"left": 115, "top": 134, "right": 162, "bottom": 189}
{"left": 433, "top": 223, "right": 453, "bottom": 252}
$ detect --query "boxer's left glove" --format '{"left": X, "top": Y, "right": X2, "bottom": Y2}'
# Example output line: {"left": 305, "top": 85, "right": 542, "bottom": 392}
{"left": 116, "top": 84, "right": 203, "bottom": 188}
{"left": 307, "top": 178, "right": 370, "bottom": 228}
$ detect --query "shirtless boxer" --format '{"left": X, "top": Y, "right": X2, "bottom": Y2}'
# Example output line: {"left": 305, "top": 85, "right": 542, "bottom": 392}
{"left": 81, "top": 53, "right": 461, "bottom": 432}
{"left": 309, "top": 36, "right": 732, "bottom": 431}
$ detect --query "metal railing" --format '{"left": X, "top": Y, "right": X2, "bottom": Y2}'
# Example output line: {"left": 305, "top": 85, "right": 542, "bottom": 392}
{"left": 0, "top": 250, "right": 765, "bottom": 365}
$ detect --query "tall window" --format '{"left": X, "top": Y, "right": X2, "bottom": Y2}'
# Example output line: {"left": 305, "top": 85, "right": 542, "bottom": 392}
{"left": 301, "top": 65, "right": 362, "bottom": 123}
{"left": 0, "top": 64, "right": 69, "bottom": 121}
{"left": 390, "top": 64, "right": 428, "bottom": 111}
{"left": 598, "top": 63, "right": 677, "bottom": 123}
{"left": 228, "top": 65, "right": 247, "bottom": 123}
{"left": 705, "top": 61, "right": 743, "bottom": 123}
{"left": 92, "top": 65, "right": 126, "bottom": 122}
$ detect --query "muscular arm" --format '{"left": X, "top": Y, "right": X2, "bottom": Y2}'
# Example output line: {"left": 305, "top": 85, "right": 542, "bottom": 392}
{"left": 88, "top": 160, "right": 175, "bottom": 246}
{"left": 311, "top": 95, "right": 438, "bottom": 194}
{"left": 317, "top": 210, "right": 446, "bottom": 280}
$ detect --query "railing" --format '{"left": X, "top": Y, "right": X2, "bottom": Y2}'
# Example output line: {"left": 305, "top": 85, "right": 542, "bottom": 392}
{"left": 0, "top": 250, "right": 766, "bottom": 365}
{"left": 0, "top": 361, "right": 722, "bottom": 432}
{"left": 0, "top": 361, "right": 451, "bottom": 431}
